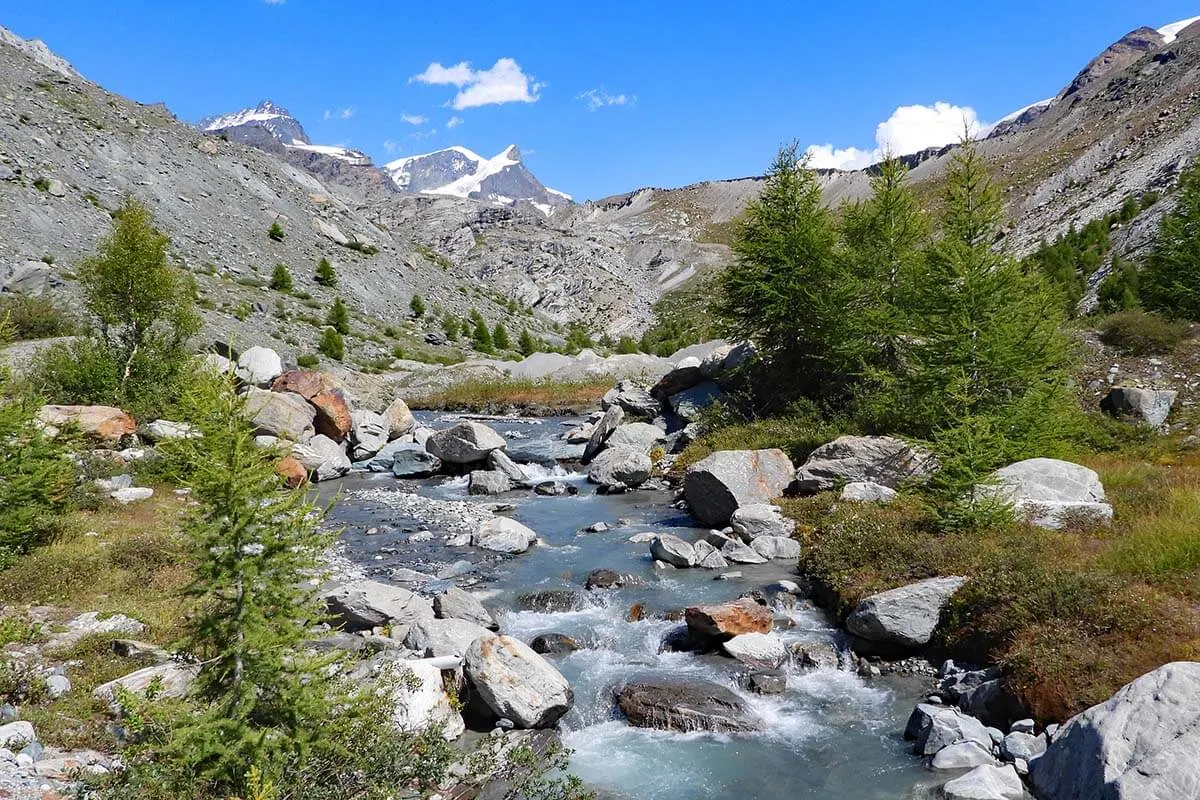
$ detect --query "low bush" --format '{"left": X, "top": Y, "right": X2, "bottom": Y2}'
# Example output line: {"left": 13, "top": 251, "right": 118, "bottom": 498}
{"left": 1098, "top": 310, "right": 1188, "bottom": 355}
{"left": 318, "top": 329, "right": 344, "bottom": 361}
{"left": 0, "top": 295, "right": 76, "bottom": 340}
{"left": 296, "top": 353, "right": 319, "bottom": 369}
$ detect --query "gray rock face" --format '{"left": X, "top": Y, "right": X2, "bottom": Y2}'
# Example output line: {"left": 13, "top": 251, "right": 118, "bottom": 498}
{"left": 1029, "top": 661, "right": 1200, "bottom": 800}
{"left": 979, "top": 457, "right": 1113, "bottom": 529}
{"left": 391, "top": 444, "right": 442, "bottom": 477}
{"left": 721, "top": 538, "right": 768, "bottom": 564}
{"left": 749, "top": 535, "right": 801, "bottom": 561}
{"left": 2, "top": 261, "right": 56, "bottom": 295}
{"left": 404, "top": 617, "right": 491, "bottom": 659}
{"left": 605, "top": 422, "right": 667, "bottom": 454}
{"left": 649, "top": 533, "right": 696, "bottom": 567}
{"left": 601, "top": 381, "right": 661, "bottom": 419}
{"left": 464, "top": 633, "right": 573, "bottom": 729}
{"left": 350, "top": 409, "right": 389, "bottom": 460}
{"left": 692, "top": 539, "right": 730, "bottom": 569}
{"left": 291, "top": 433, "right": 350, "bottom": 481}
{"left": 840, "top": 481, "right": 898, "bottom": 504}
{"left": 652, "top": 357, "right": 704, "bottom": 398}
{"left": 931, "top": 741, "right": 999, "bottom": 770}
{"left": 942, "top": 765, "right": 1024, "bottom": 800}
{"left": 433, "top": 586, "right": 497, "bottom": 630}
{"left": 729, "top": 503, "right": 795, "bottom": 541}
{"left": 918, "top": 707, "right": 995, "bottom": 755}
{"left": 1002, "top": 730, "right": 1046, "bottom": 762}
{"left": 794, "top": 435, "right": 935, "bottom": 494}
{"left": 243, "top": 388, "right": 316, "bottom": 442}
{"left": 489, "top": 449, "right": 529, "bottom": 483}
{"left": 1101, "top": 386, "right": 1177, "bottom": 428}
{"left": 583, "top": 404, "right": 624, "bottom": 462}
{"left": 616, "top": 679, "right": 763, "bottom": 734}
{"left": 426, "top": 421, "right": 506, "bottom": 464}
{"left": 683, "top": 449, "right": 796, "bottom": 527}
{"left": 473, "top": 517, "right": 538, "bottom": 554}
{"left": 235, "top": 346, "right": 284, "bottom": 387}
{"left": 469, "top": 470, "right": 513, "bottom": 495}
{"left": 846, "top": 576, "right": 967, "bottom": 650}
{"left": 669, "top": 381, "right": 725, "bottom": 421}
{"left": 586, "top": 445, "right": 652, "bottom": 489}
{"left": 322, "top": 580, "right": 434, "bottom": 636}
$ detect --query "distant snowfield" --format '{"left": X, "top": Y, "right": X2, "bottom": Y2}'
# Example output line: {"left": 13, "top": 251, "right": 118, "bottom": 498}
{"left": 285, "top": 143, "right": 367, "bottom": 162}
{"left": 386, "top": 145, "right": 521, "bottom": 199}
{"left": 1158, "top": 15, "right": 1200, "bottom": 44}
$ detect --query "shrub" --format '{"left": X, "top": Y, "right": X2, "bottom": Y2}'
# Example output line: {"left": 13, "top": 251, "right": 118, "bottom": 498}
{"left": 325, "top": 298, "right": 350, "bottom": 335}
{"left": 1099, "top": 310, "right": 1187, "bottom": 355}
{"left": 296, "top": 354, "right": 319, "bottom": 368}
{"left": 0, "top": 295, "right": 75, "bottom": 340}
{"left": 518, "top": 328, "right": 536, "bottom": 356}
{"left": 409, "top": 294, "right": 425, "bottom": 318}
{"left": 1097, "top": 255, "right": 1140, "bottom": 314}
{"left": 314, "top": 258, "right": 337, "bottom": 287}
{"left": 1142, "top": 155, "right": 1200, "bottom": 319}
{"left": 268, "top": 263, "right": 293, "bottom": 292}
{"left": 268, "top": 221, "right": 285, "bottom": 241}
{"left": 318, "top": 329, "right": 344, "bottom": 361}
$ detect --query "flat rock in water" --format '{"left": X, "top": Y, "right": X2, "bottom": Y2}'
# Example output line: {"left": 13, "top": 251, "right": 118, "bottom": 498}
{"left": 616, "top": 679, "right": 763, "bottom": 734}
{"left": 586, "top": 445, "right": 651, "bottom": 489}
{"left": 722, "top": 632, "right": 787, "bottom": 669}
{"left": 649, "top": 533, "right": 696, "bottom": 567}
{"left": 391, "top": 444, "right": 441, "bottom": 477}
{"left": 473, "top": 517, "right": 538, "bottom": 554}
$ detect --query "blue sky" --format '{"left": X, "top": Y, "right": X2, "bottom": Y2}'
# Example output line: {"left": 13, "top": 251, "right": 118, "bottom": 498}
{"left": 4, "top": 1, "right": 1198, "bottom": 200}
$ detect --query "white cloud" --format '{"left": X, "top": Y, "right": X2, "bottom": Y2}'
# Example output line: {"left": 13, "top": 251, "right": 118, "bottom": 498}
{"left": 576, "top": 88, "right": 635, "bottom": 111}
{"left": 264, "top": 0, "right": 285, "bottom": 5}
{"left": 805, "top": 101, "right": 990, "bottom": 171}
{"left": 323, "top": 107, "right": 354, "bottom": 121}
{"left": 382, "top": 139, "right": 400, "bottom": 155}
{"left": 446, "top": 115, "right": 463, "bottom": 128}
{"left": 401, "top": 113, "right": 428, "bottom": 126}
{"left": 411, "top": 58, "right": 541, "bottom": 110}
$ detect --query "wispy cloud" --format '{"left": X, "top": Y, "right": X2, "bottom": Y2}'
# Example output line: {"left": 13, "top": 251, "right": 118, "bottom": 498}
{"left": 407, "top": 128, "right": 438, "bottom": 141}
{"left": 382, "top": 139, "right": 400, "bottom": 155}
{"left": 400, "top": 113, "right": 428, "bottom": 126}
{"left": 446, "top": 115, "right": 463, "bottom": 129}
{"left": 411, "top": 58, "right": 541, "bottom": 110}
{"left": 576, "top": 88, "right": 635, "bottom": 111}
{"left": 805, "top": 101, "right": 990, "bottom": 171}
{"left": 323, "top": 107, "right": 355, "bottom": 121}
{"left": 264, "top": 0, "right": 285, "bottom": 5}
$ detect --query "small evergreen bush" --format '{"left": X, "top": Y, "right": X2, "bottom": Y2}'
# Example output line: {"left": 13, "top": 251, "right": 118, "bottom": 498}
{"left": 1099, "top": 310, "right": 1188, "bottom": 355}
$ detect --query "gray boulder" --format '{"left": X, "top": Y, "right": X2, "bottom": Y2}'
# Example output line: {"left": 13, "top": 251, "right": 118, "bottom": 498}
{"left": 473, "top": 517, "right": 538, "bottom": 554}
{"left": 384, "top": 397, "right": 416, "bottom": 439}
{"left": 2, "top": 261, "right": 57, "bottom": 296}
{"left": 1002, "top": 731, "right": 1046, "bottom": 762}
{"left": 606, "top": 422, "right": 667, "bottom": 454}
{"left": 601, "top": 380, "right": 661, "bottom": 419}
{"left": 404, "top": 617, "right": 492, "bottom": 659}
{"left": 235, "top": 346, "right": 284, "bottom": 387}
{"left": 1029, "top": 661, "right": 1200, "bottom": 800}
{"left": 582, "top": 404, "right": 624, "bottom": 462}
{"left": 729, "top": 503, "right": 795, "bottom": 541}
{"left": 1101, "top": 387, "right": 1177, "bottom": 428}
{"left": 919, "top": 707, "right": 995, "bottom": 755}
{"left": 433, "top": 586, "right": 498, "bottom": 630}
{"left": 846, "top": 576, "right": 967, "bottom": 650}
{"left": 699, "top": 341, "right": 755, "bottom": 380}
{"left": 380, "top": 656, "right": 465, "bottom": 741}
{"left": 668, "top": 381, "right": 724, "bottom": 421}
{"left": 683, "top": 449, "right": 796, "bottom": 527}
{"left": 350, "top": 409, "right": 389, "bottom": 460}
{"left": 323, "top": 580, "right": 434, "bottom": 636}
{"left": 840, "top": 481, "right": 898, "bottom": 504}
{"left": 243, "top": 387, "right": 315, "bottom": 441}
{"left": 359, "top": 438, "right": 412, "bottom": 472}
{"left": 464, "top": 634, "right": 573, "bottom": 728}
{"left": 651, "top": 357, "right": 704, "bottom": 398}
{"left": 722, "top": 632, "right": 787, "bottom": 669}
{"left": 794, "top": 435, "right": 935, "bottom": 494}
{"left": 586, "top": 445, "right": 651, "bottom": 489}
{"left": 426, "top": 421, "right": 506, "bottom": 464}
{"left": 942, "top": 765, "right": 1024, "bottom": 800}
{"left": 979, "top": 458, "right": 1112, "bottom": 529}
{"left": 291, "top": 434, "right": 350, "bottom": 481}
{"left": 721, "top": 537, "right": 768, "bottom": 564}
{"left": 650, "top": 533, "right": 696, "bottom": 567}
{"left": 692, "top": 539, "right": 730, "bottom": 570}
{"left": 750, "top": 535, "right": 801, "bottom": 561}
{"left": 489, "top": 449, "right": 529, "bottom": 483}
{"left": 469, "top": 470, "right": 513, "bottom": 495}
{"left": 931, "top": 741, "right": 999, "bottom": 771}
{"left": 616, "top": 679, "right": 763, "bottom": 734}
{"left": 391, "top": 444, "right": 441, "bottom": 477}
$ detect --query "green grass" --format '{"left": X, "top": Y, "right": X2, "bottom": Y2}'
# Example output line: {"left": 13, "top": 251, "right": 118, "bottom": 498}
{"left": 413, "top": 376, "right": 615, "bottom": 413}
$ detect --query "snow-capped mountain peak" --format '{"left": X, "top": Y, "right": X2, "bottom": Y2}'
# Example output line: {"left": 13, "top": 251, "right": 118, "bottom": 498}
{"left": 384, "top": 144, "right": 570, "bottom": 213}
{"left": 1158, "top": 16, "right": 1200, "bottom": 45}
{"left": 198, "top": 100, "right": 310, "bottom": 145}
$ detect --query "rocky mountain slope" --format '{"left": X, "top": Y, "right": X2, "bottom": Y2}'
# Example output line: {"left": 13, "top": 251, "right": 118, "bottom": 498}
{"left": 385, "top": 144, "right": 570, "bottom": 214}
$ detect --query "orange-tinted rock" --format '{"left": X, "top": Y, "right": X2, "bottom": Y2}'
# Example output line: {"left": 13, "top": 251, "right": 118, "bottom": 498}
{"left": 685, "top": 597, "right": 772, "bottom": 639}
{"left": 37, "top": 405, "right": 137, "bottom": 442}
{"left": 270, "top": 371, "right": 351, "bottom": 441}
{"left": 276, "top": 456, "right": 309, "bottom": 488}
{"left": 271, "top": 370, "right": 340, "bottom": 399}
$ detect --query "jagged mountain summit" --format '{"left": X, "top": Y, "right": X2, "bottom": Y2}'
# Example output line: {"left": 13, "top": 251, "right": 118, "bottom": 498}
{"left": 385, "top": 145, "right": 571, "bottom": 214}
{"left": 199, "top": 100, "right": 370, "bottom": 165}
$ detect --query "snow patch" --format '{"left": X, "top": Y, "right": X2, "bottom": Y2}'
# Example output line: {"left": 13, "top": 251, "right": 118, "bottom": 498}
{"left": 201, "top": 107, "right": 290, "bottom": 132}
{"left": 994, "top": 97, "right": 1054, "bottom": 126}
{"left": 285, "top": 143, "right": 370, "bottom": 163}
{"left": 547, "top": 187, "right": 573, "bottom": 201}
{"left": 1158, "top": 16, "right": 1200, "bottom": 44}
{"left": 385, "top": 145, "right": 521, "bottom": 199}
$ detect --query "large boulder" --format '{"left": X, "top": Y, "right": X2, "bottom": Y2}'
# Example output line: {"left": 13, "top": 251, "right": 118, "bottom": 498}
{"left": 931, "top": 741, "right": 998, "bottom": 771}
{"left": 616, "top": 679, "right": 763, "bottom": 734}
{"left": 917, "top": 707, "right": 995, "bottom": 755}
{"left": 794, "top": 435, "right": 935, "bottom": 494}
{"left": 380, "top": 657, "right": 465, "bottom": 740}
{"left": 384, "top": 397, "right": 416, "bottom": 439}
{"left": 469, "top": 470, "right": 513, "bottom": 495}
{"left": 291, "top": 434, "right": 350, "bottom": 481}
{"left": 942, "top": 765, "right": 1024, "bottom": 800}
{"left": 2, "top": 261, "right": 57, "bottom": 296}
{"left": 586, "top": 445, "right": 651, "bottom": 489}
{"left": 582, "top": 404, "right": 624, "bottom": 462}
{"left": 699, "top": 341, "right": 755, "bottom": 380}
{"left": 464, "top": 634, "right": 573, "bottom": 728}
{"left": 322, "top": 580, "right": 434, "bottom": 637}
{"left": 651, "top": 357, "right": 704, "bottom": 399}
{"left": 668, "top": 381, "right": 724, "bottom": 421}
{"left": 601, "top": 381, "right": 661, "bottom": 420}
{"left": 391, "top": 444, "right": 442, "bottom": 477}
{"left": 685, "top": 597, "right": 772, "bottom": 639}
{"left": 93, "top": 662, "right": 197, "bottom": 704}
{"left": 243, "top": 388, "right": 316, "bottom": 442}
{"left": 978, "top": 458, "right": 1113, "bottom": 529}
{"left": 271, "top": 371, "right": 352, "bottom": 441}
{"left": 235, "top": 346, "right": 284, "bottom": 387}
{"left": 649, "top": 533, "right": 696, "bottom": 568}
{"left": 749, "top": 535, "right": 801, "bottom": 561}
{"left": 350, "top": 410, "right": 390, "bottom": 460}
{"left": 683, "top": 449, "right": 796, "bottom": 527}
{"left": 729, "top": 504, "right": 795, "bottom": 541}
{"left": 37, "top": 405, "right": 137, "bottom": 442}
{"left": 426, "top": 421, "right": 506, "bottom": 464}
{"left": 1029, "top": 661, "right": 1200, "bottom": 800}
{"left": 404, "top": 618, "right": 492, "bottom": 659}
{"left": 489, "top": 449, "right": 529, "bottom": 483}
{"left": 845, "top": 576, "right": 967, "bottom": 651}
{"left": 473, "top": 517, "right": 538, "bottom": 554}
{"left": 433, "top": 586, "right": 498, "bottom": 630}
{"left": 722, "top": 632, "right": 787, "bottom": 669}
{"left": 1101, "top": 386, "right": 1177, "bottom": 428}
{"left": 605, "top": 422, "right": 667, "bottom": 454}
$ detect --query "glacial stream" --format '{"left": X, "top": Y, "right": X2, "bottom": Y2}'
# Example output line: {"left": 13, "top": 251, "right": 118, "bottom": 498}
{"left": 324, "top": 413, "right": 942, "bottom": 800}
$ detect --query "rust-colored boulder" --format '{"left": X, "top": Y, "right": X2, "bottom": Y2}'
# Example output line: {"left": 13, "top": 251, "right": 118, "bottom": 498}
{"left": 276, "top": 456, "right": 309, "bottom": 488}
{"left": 685, "top": 597, "right": 772, "bottom": 639}
{"left": 270, "top": 371, "right": 351, "bottom": 441}
{"left": 37, "top": 405, "right": 137, "bottom": 442}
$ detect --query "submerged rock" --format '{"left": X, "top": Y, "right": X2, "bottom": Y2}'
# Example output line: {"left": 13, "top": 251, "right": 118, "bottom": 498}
{"left": 586, "top": 445, "right": 651, "bottom": 489}
{"left": 616, "top": 679, "right": 763, "bottom": 734}
{"left": 530, "top": 633, "right": 579, "bottom": 655}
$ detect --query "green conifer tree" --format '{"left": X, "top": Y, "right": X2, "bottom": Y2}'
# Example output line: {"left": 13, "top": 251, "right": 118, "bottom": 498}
{"left": 472, "top": 317, "right": 493, "bottom": 352}
{"left": 518, "top": 328, "right": 536, "bottom": 356}
{"left": 314, "top": 258, "right": 337, "bottom": 288}
{"left": 410, "top": 294, "right": 426, "bottom": 318}
{"left": 325, "top": 297, "right": 350, "bottom": 335}
{"left": 269, "top": 263, "right": 293, "bottom": 292}
{"left": 1141, "top": 156, "right": 1200, "bottom": 319}
{"left": 492, "top": 323, "right": 510, "bottom": 351}
{"left": 318, "top": 328, "right": 344, "bottom": 360}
